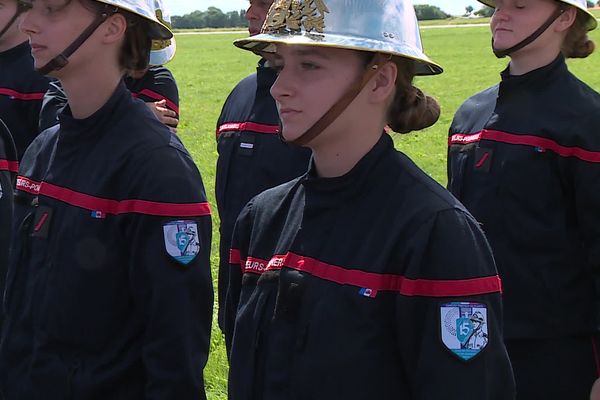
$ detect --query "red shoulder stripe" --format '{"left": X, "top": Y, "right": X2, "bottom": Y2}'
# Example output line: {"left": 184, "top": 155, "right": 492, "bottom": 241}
{"left": 16, "top": 176, "right": 211, "bottom": 217}
{"left": 238, "top": 252, "right": 502, "bottom": 297}
{"left": 0, "top": 159, "right": 18, "bottom": 173}
{"left": 132, "top": 89, "right": 179, "bottom": 114}
{"left": 450, "top": 129, "right": 600, "bottom": 163}
{"left": 0, "top": 88, "right": 45, "bottom": 101}
{"left": 216, "top": 122, "right": 279, "bottom": 139}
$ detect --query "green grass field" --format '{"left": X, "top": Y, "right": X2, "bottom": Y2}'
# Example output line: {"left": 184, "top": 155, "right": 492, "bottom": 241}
{"left": 167, "top": 26, "right": 600, "bottom": 398}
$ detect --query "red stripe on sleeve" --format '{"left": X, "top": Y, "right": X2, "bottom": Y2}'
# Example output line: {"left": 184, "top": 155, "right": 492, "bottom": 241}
{"left": 483, "top": 129, "right": 600, "bottom": 163}
{"left": 0, "top": 88, "right": 45, "bottom": 101}
{"left": 241, "top": 251, "right": 502, "bottom": 297}
{"left": 0, "top": 159, "right": 18, "bottom": 172}
{"left": 16, "top": 176, "right": 211, "bottom": 217}
{"left": 133, "top": 89, "right": 179, "bottom": 114}
{"left": 450, "top": 129, "right": 600, "bottom": 164}
{"left": 216, "top": 122, "right": 279, "bottom": 138}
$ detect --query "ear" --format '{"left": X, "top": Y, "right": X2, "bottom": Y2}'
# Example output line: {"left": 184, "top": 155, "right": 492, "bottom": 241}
{"left": 554, "top": 6, "right": 577, "bottom": 33}
{"left": 101, "top": 13, "right": 127, "bottom": 44}
{"left": 367, "top": 61, "right": 397, "bottom": 104}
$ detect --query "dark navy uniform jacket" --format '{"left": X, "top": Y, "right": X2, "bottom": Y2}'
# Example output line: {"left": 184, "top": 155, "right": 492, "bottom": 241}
{"left": 225, "top": 133, "right": 515, "bottom": 399}
{"left": 39, "top": 66, "right": 179, "bottom": 132}
{"left": 0, "top": 82, "right": 213, "bottom": 399}
{"left": 0, "top": 41, "right": 49, "bottom": 159}
{"left": 448, "top": 56, "right": 600, "bottom": 340}
{"left": 216, "top": 60, "right": 310, "bottom": 333}
{"left": 0, "top": 120, "right": 16, "bottom": 328}
{"left": 126, "top": 66, "right": 179, "bottom": 128}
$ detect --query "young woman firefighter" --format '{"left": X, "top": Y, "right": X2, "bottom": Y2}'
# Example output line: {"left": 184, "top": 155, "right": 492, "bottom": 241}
{"left": 0, "top": 0, "right": 213, "bottom": 398}
{"left": 38, "top": 0, "right": 179, "bottom": 132}
{"left": 447, "top": 0, "right": 600, "bottom": 398}
{"left": 223, "top": 0, "right": 516, "bottom": 398}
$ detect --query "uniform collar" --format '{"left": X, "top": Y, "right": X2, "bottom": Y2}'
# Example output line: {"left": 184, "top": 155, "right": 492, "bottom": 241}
{"left": 302, "top": 132, "right": 391, "bottom": 197}
{"left": 257, "top": 58, "right": 277, "bottom": 89}
{"left": 0, "top": 41, "right": 30, "bottom": 64}
{"left": 499, "top": 54, "right": 566, "bottom": 89}
{"left": 57, "top": 80, "right": 130, "bottom": 143}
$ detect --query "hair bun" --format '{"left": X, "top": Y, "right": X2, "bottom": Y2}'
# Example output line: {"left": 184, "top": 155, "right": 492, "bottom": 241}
{"left": 387, "top": 86, "right": 441, "bottom": 133}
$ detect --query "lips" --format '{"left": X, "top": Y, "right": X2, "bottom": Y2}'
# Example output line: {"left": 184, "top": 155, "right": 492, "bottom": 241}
{"left": 278, "top": 107, "right": 301, "bottom": 119}
{"left": 29, "top": 43, "right": 46, "bottom": 54}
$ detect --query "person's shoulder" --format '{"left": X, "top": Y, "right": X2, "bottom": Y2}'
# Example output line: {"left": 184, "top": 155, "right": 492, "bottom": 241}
{"left": 248, "top": 176, "right": 303, "bottom": 214}
{"left": 387, "top": 150, "right": 465, "bottom": 214}
{"left": 455, "top": 84, "right": 499, "bottom": 115}
{"left": 18, "top": 125, "right": 60, "bottom": 176}
{"left": 230, "top": 72, "right": 259, "bottom": 94}
{"left": 147, "top": 65, "right": 174, "bottom": 78}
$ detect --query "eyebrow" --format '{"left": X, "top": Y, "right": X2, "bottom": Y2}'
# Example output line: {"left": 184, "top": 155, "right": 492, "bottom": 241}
{"left": 292, "top": 48, "right": 331, "bottom": 59}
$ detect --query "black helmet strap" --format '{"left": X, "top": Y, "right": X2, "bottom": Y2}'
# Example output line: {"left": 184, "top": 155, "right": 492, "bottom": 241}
{"left": 36, "top": 6, "right": 118, "bottom": 75}
{"left": 493, "top": 4, "right": 566, "bottom": 58}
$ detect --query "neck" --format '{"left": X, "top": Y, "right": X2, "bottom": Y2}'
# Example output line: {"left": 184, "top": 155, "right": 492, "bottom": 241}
{"left": 508, "top": 49, "right": 560, "bottom": 75}
{"left": 59, "top": 64, "right": 122, "bottom": 119}
{"left": 311, "top": 118, "right": 384, "bottom": 178}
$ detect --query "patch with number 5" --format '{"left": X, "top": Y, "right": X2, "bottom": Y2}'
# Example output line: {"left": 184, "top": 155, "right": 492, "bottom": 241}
{"left": 440, "top": 302, "right": 489, "bottom": 361}
{"left": 163, "top": 220, "right": 200, "bottom": 265}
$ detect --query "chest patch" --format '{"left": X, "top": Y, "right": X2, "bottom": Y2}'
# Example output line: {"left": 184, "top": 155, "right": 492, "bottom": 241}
{"left": 31, "top": 205, "right": 53, "bottom": 239}
{"left": 473, "top": 147, "right": 493, "bottom": 173}
{"left": 163, "top": 220, "right": 200, "bottom": 265}
{"left": 440, "top": 302, "right": 489, "bottom": 361}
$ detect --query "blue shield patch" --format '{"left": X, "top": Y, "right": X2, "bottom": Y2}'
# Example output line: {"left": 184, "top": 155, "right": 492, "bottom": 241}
{"left": 163, "top": 220, "right": 200, "bottom": 265}
{"left": 440, "top": 302, "right": 489, "bottom": 361}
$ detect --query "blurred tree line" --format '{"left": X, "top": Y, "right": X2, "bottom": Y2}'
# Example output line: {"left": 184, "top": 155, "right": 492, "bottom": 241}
{"left": 172, "top": 7, "right": 247, "bottom": 29}
{"left": 171, "top": 4, "right": 500, "bottom": 29}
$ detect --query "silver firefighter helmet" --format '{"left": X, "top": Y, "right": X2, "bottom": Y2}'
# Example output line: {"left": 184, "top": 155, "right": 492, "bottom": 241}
{"left": 234, "top": 0, "right": 442, "bottom": 76}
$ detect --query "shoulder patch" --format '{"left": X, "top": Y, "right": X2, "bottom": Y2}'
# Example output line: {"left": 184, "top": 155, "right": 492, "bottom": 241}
{"left": 440, "top": 302, "right": 489, "bottom": 361}
{"left": 163, "top": 220, "right": 200, "bottom": 265}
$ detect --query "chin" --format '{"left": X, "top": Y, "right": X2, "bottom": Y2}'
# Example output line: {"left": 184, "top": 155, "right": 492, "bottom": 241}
{"left": 280, "top": 126, "right": 304, "bottom": 142}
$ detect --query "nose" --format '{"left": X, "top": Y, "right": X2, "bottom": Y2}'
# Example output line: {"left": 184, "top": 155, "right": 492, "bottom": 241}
{"left": 492, "top": 7, "right": 509, "bottom": 22}
{"left": 270, "top": 65, "right": 295, "bottom": 103}
{"left": 18, "top": 6, "right": 36, "bottom": 35}
{"left": 246, "top": 4, "right": 258, "bottom": 21}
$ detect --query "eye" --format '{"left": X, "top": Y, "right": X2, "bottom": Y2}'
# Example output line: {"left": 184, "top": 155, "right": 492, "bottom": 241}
{"left": 269, "top": 63, "right": 284, "bottom": 74}
{"left": 300, "top": 61, "right": 320, "bottom": 71}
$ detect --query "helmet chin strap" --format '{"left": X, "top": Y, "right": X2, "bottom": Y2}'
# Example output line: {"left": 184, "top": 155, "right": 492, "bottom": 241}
{"left": 279, "top": 53, "right": 390, "bottom": 147}
{"left": 493, "top": 4, "right": 566, "bottom": 58}
{"left": 36, "top": 6, "right": 118, "bottom": 75}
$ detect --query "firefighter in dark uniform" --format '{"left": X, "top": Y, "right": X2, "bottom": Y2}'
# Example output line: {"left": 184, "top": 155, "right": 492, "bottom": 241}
{"left": 224, "top": 0, "right": 515, "bottom": 398}
{"left": 215, "top": 0, "right": 310, "bottom": 336}
{"left": 39, "top": 0, "right": 179, "bottom": 132}
{"left": 447, "top": 0, "right": 600, "bottom": 398}
{"left": 0, "top": 0, "right": 48, "bottom": 159}
{"left": 0, "top": 120, "right": 16, "bottom": 329}
{"left": 0, "top": 0, "right": 212, "bottom": 398}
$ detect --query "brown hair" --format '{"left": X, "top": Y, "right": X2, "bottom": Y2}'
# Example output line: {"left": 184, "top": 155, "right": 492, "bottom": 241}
{"left": 561, "top": 9, "right": 595, "bottom": 59}
{"left": 80, "top": 0, "right": 151, "bottom": 71}
{"left": 386, "top": 57, "right": 440, "bottom": 134}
